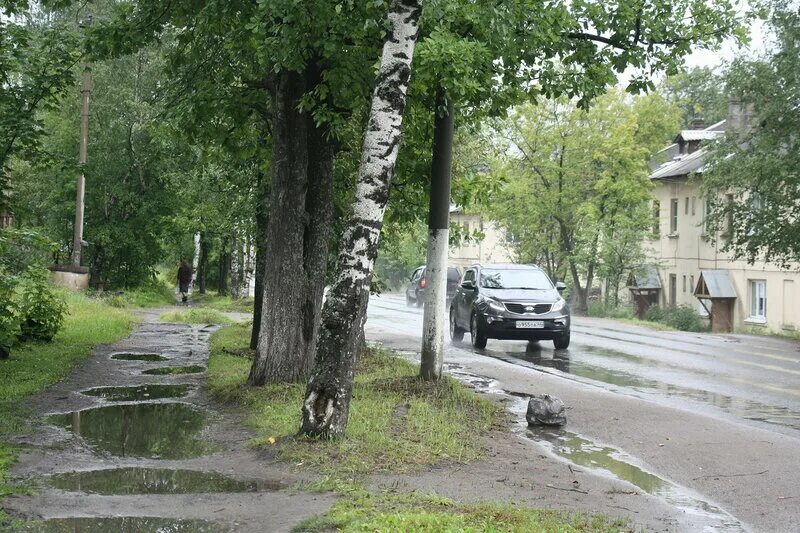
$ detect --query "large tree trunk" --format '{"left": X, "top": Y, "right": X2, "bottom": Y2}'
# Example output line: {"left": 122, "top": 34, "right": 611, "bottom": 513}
{"left": 300, "top": 0, "right": 422, "bottom": 439}
{"left": 301, "top": 110, "right": 336, "bottom": 367}
{"left": 247, "top": 70, "right": 312, "bottom": 384}
{"left": 217, "top": 236, "right": 229, "bottom": 296}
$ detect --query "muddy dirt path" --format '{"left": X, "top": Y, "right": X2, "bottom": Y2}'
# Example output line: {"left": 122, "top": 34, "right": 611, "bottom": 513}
{"left": 2, "top": 309, "right": 335, "bottom": 532}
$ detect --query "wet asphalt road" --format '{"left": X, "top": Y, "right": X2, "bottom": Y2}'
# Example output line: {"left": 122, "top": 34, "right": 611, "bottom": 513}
{"left": 366, "top": 293, "right": 800, "bottom": 532}
{"left": 368, "top": 293, "right": 800, "bottom": 436}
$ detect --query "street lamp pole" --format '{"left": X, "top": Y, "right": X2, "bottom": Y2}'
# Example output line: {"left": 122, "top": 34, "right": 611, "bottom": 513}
{"left": 70, "top": 64, "right": 92, "bottom": 267}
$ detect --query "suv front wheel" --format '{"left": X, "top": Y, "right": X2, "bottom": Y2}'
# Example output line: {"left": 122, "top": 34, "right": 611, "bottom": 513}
{"left": 470, "top": 312, "right": 487, "bottom": 349}
{"left": 553, "top": 331, "right": 570, "bottom": 350}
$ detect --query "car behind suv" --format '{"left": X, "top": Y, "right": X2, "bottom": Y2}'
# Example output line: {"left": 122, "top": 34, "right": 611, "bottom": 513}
{"left": 449, "top": 263, "right": 570, "bottom": 349}
{"left": 406, "top": 266, "right": 462, "bottom": 307}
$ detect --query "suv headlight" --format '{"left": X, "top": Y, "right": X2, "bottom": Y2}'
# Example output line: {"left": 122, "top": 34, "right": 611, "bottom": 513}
{"left": 551, "top": 299, "right": 566, "bottom": 313}
{"left": 484, "top": 298, "right": 506, "bottom": 314}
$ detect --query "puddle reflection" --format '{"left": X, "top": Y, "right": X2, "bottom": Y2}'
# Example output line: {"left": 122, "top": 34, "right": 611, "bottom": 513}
{"left": 17, "top": 517, "right": 231, "bottom": 532}
{"left": 111, "top": 353, "right": 168, "bottom": 362}
{"left": 81, "top": 385, "right": 190, "bottom": 402}
{"left": 47, "top": 467, "right": 278, "bottom": 495}
{"left": 142, "top": 366, "right": 206, "bottom": 376}
{"left": 47, "top": 403, "right": 212, "bottom": 459}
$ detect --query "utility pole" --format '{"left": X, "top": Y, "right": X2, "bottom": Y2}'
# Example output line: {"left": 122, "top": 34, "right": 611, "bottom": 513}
{"left": 420, "top": 89, "right": 454, "bottom": 381}
{"left": 70, "top": 64, "right": 92, "bottom": 267}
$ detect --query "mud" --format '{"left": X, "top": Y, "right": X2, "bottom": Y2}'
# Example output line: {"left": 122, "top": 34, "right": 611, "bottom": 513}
{"left": 2, "top": 308, "right": 335, "bottom": 532}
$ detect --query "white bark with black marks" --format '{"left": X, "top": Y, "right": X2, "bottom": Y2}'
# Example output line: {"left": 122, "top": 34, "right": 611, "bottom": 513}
{"left": 300, "top": 0, "right": 422, "bottom": 439}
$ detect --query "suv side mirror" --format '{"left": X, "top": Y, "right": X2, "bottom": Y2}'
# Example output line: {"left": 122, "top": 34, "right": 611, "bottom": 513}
{"left": 461, "top": 280, "right": 476, "bottom": 290}
{"left": 555, "top": 282, "right": 567, "bottom": 292}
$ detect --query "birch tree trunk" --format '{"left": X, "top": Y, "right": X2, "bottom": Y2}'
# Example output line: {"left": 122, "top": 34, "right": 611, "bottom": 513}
{"left": 300, "top": 0, "right": 422, "bottom": 439}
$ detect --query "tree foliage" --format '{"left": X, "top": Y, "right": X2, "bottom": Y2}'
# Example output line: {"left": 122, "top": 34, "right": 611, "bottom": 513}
{"left": 487, "top": 90, "right": 681, "bottom": 310}
{"left": 704, "top": 0, "right": 800, "bottom": 267}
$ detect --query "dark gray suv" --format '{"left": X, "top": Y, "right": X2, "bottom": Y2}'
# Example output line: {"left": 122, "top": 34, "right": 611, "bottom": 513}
{"left": 449, "top": 263, "right": 570, "bottom": 349}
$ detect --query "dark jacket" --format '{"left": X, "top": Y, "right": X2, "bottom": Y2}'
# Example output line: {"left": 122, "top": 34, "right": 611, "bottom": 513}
{"left": 178, "top": 264, "right": 193, "bottom": 290}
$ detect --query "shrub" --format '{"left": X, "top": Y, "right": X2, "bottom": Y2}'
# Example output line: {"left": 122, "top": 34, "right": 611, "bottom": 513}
{"left": 17, "top": 267, "right": 67, "bottom": 342}
{"left": 645, "top": 305, "right": 708, "bottom": 332}
{"left": 587, "top": 301, "right": 635, "bottom": 319}
{"left": 0, "top": 269, "right": 20, "bottom": 360}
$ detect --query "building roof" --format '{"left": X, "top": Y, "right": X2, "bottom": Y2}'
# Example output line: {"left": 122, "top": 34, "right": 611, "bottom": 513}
{"left": 627, "top": 265, "right": 662, "bottom": 290}
{"left": 650, "top": 120, "right": 727, "bottom": 180}
{"left": 650, "top": 148, "right": 709, "bottom": 180}
{"left": 694, "top": 270, "right": 737, "bottom": 299}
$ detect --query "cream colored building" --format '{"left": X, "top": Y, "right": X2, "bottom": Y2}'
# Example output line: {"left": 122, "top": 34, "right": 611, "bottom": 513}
{"left": 448, "top": 208, "right": 514, "bottom": 269}
{"left": 643, "top": 115, "right": 800, "bottom": 333}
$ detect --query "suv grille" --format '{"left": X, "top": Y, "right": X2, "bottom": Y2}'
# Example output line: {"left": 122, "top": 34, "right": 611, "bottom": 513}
{"left": 504, "top": 303, "right": 552, "bottom": 314}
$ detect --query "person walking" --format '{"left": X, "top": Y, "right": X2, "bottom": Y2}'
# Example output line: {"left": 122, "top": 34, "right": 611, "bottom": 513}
{"left": 177, "top": 259, "right": 193, "bottom": 304}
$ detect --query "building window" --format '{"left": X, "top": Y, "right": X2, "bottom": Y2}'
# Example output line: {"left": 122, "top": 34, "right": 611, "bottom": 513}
{"left": 670, "top": 199, "right": 679, "bottom": 234}
{"left": 682, "top": 275, "right": 687, "bottom": 293}
{"left": 651, "top": 200, "right": 660, "bottom": 237}
{"left": 685, "top": 197, "right": 689, "bottom": 215}
{"left": 691, "top": 197, "right": 696, "bottom": 216}
{"left": 690, "top": 275, "right": 694, "bottom": 293}
{"left": 749, "top": 280, "right": 767, "bottom": 321}
{"left": 703, "top": 197, "right": 713, "bottom": 235}
{"left": 669, "top": 274, "right": 677, "bottom": 306}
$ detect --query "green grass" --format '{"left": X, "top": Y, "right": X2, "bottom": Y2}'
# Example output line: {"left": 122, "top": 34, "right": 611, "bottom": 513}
{"left": 208, "top": 322, "right": 500, "bottom": 476}
{"left": 293, "top": 487, "right": 628, "bottom": 532}
{"left": 190, "top": 293, "right": 255, "bottom": 313}
{"left": 207, "top": 323, "right": 624, "bottom": 532}
{"left": 0, "top": 292, "right": 136, "bottom": 516}
{"left": 160, "top": 308, "right": 233, "bottom": 325}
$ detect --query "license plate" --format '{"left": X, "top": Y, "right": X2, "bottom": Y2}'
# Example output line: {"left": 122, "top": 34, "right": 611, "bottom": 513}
{"left": 516, "top": 320, "right": 544, "bottom": 329}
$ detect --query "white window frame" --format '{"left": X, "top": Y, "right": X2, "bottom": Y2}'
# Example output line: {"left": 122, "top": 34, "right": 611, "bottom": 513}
{"left": 748, "top": 280, "right": 767, "bottom": 322}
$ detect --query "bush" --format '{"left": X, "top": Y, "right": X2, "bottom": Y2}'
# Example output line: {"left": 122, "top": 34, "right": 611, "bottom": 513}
{"left": 0, "top": 270, "right": 20, "bottom": 360}
{"left": 645, "top": 305, "right": 708, "bottom": 332}
{"left": 587, "top": 301, "right": 635, "bottom": 319}
{"left": 17, "top": 267, "right": 67, "bottom": 342}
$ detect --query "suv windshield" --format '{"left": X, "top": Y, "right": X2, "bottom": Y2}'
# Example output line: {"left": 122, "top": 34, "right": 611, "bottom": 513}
{"left": 479, "top": 269, "right": 553, "bottom": 290}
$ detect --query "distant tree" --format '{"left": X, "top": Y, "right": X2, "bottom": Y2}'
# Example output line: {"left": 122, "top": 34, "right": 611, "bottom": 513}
{"left": 489, "top": 91, "right": 681, "bottom": 312}
{"left": 704, "top": 1, "right": 800, "bottom": 268}
{"left": 0, "top": 3, "right": 82, "bottom": 211}
{"left": 661, "top": 67, "right": 729, "bottom": 127}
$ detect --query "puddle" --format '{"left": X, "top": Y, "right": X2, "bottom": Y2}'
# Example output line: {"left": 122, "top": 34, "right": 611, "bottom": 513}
{"left": 524, "top": 425, "right": 746, "bottom": 531}
{"left": 111, "top": 353, "right": 169, "bottom": 362}
{"left": 81, "top": 384, "right": 190, "bottom": 402}
{"left": 142, "top": 366, "right": 206, "bottom": 376}
{"left": 47, "top": 403, "right": 212, "bottom": 459}
{"left": 440, "top": 368, "right": 747, "bottom": 531}
{"left": 16, "top": 517, "right": 232, "bottom": 532}
{"left": 47, "top": 467, "right": 280, "bottom": 495}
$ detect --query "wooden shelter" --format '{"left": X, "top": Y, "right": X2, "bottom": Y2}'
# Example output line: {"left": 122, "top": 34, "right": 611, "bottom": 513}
{"left": 627, "top": 265, "right": 662, "bottom": 319}
{"left": 694, "top": 270, "right": 737, "bottom": 333}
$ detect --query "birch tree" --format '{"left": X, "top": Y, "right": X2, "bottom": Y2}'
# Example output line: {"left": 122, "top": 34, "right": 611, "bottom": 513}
{"left": 301, "top": 0, "right": 422, "bottom": 439}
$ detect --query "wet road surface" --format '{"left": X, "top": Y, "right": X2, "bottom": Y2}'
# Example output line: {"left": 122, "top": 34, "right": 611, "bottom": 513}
{"left": 367, "top": 293, "right": 800, "bottom": 532}
{"left": 368, "top": 293, "right": 800, "bottom": 436}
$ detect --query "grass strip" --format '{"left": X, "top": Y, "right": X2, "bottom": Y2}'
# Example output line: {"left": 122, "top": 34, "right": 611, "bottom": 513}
{"left": 0, "top": 292, "right": 136, "bottom": 518}
{"left": 294, "top": 484, "right": 628, "bottom": 532}
{"left": 208, "top": 322, "right": 500, "bottom": 476}
{"left": 160, "top": 308, "right": 233, "bottom": 325}
{"left": 208, "top": 324, "right": 626, "bottom": 532}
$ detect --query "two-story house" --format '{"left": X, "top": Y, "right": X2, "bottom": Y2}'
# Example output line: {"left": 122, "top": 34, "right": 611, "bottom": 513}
{"left": 448, "top": 207, "right": 514, "bottom": 270}
{"left": 639, "top": 105, "right": 800, "bottom": 333}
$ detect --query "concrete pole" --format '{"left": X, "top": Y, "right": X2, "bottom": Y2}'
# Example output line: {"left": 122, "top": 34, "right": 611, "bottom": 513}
{"left": 71, "top": 66, "right": 92, "bottom": 267}
{"left": 420, "top": 89, "right": 454, "bottom": 381}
